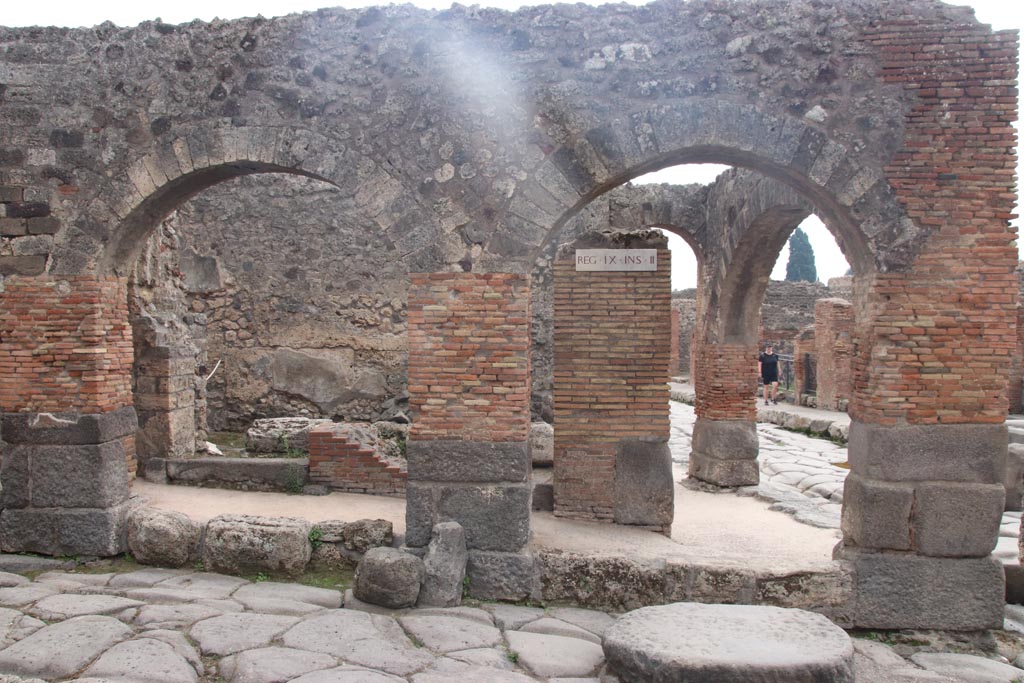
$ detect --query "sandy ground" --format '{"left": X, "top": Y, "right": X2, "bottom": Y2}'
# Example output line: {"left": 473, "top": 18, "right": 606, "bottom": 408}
{"left": 133, "top": 464, "right": 839, "bottom": 573}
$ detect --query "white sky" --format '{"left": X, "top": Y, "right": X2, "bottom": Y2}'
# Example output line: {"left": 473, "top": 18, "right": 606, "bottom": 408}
{"left": 4, "top": 0, "right": 1020, "bottom": 290}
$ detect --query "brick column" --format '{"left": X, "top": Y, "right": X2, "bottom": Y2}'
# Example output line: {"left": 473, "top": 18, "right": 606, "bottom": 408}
{"left": 834, "top": 20, "right": 1018, "bottom": 631}
{"left": 0, "top": 275, "right": 136, "bottom": 556}
{"left": 688, "top": 341, "right": 759, "bottom": 486}
{"left": 405, "top": 272, "right": 533, "bottom": 599}
{"left": 793, "top": 326, "right": 815, "bottom": 405}
{"left": 813, "top": 298, "right": 853, "bottom": 411}
{"left": 552, "top": 232, "right": 672, "bottom": 532}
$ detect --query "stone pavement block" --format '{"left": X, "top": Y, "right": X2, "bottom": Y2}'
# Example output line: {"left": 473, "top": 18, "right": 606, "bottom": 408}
{"left": 0, "top": 607, "right": 45, "bottom": 649}
{"left": 910, "top": 653, "right": 1024, "bottom": 683}
{"left": 0, "top": 584, "right": 58, "bottom": 608}
{"left": 290, "top": 668, "right": 405, "bottom": 682}
{"left": 81, "top": 637, "right": 199, "bottom": 683}
{"left": 482, "top": 603, "right": 543, "bottom": 630}
{"left": 219, "top": 646, "right": 337, "bottom": 683}
{"left": 519, "top": 616, "right": 602, "bottom": 644}
{"left": 398, "top": 613, "right": 501, "bottom": 652}
{"left": 157, "top": 572, "right": 248, "bottom": 599}
{"left": 27, "top": 593, "right": 143, "bottom": 621}
{"left": 914, "top": 481, "right": 1004, "bottom": 557}
{"left": 411, "top": 666, "right": 538, "bottom": 683}
{"left": 505, "top": 631, "right": 605, "bottom": 678}
{"left": 548, "top": 607, "right": 616, "bottom": 638}
{"left": 233, "top": 581, "right": 342, "bottom": 609}
{"left": 840, "top": 474, "right": 913, "bottom": 550}
{"left": 0, "top": 572, "right": 29, "bottom": 588}
{"left": 0, "top": 614, "right": 133, "bottom": 679}
{"left": 134, "top": 603, "right": 225, "bottom": 630}
{"left": 189, "top": 613, "right": 300, "bottom": 656}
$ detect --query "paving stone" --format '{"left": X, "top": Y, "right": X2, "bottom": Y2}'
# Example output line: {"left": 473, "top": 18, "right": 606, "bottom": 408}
{"left": 282, "top": 610, "right": 435, "bottom": 676}
{"left": 445, "top": 647, "right": 519, "bottom": 670}
{"left": 0, "top": 607, "right": 45, "bottom": 648}
{"left": 0, "top": 572, "right": 30, "bottom": 588}
{"left": 125, "top": 587, "right": 207, "bottom": 603}
{"left": 519, "top": 616, "right": 602, "bottom": 644}
{"left": 0, "top": 554, "right": 75, "bottom": 573}
{"left": 411, "top": 665, "right": 538, "bottom": 683}
{"left": 604, "top": 603, "right": 852, "bottom": 683}
{"left": 27, "top": 593, "right": 144, "bottom": 620}
{"left": 411, "top": 606, "right": 494, "bottom": 625}
{"left": 548, "top": 607, "right": 617, "bottom": 637}
{"left": 0, "top": 614, "right": 133, "bottom": 679}
{"left": 504, "top": 631, "right": 605, "bottom": 678}
{"left": 910, "top": 653, "right": 1024, "bottom": 683}
{"left": 233, "top": 595, "right": 329, "bottom": 616}
{"left": 233, "top": 581, "right": 343, "bottom": 608}
{"left": 34, "top": 570, "right": 114, "bottom": 586}
{"left": 81, "top": 636, "right": 199, "bottom": 683}
{"left": 482, "top": 603, "right": 544, "bottom": 630}
{"left": 157, "top": 572, "right": 249, "bottom": 599}
{"left": 134, "top": 603, "right": 225, "bottom": 630}
{"left": 399, "top": 613, "right": 502, "bottom": 652}
{"left": 852, "top": 640, "right": 957, "bottom": 683}
{"left": 290, "top": 667, "right": 406, "bottom": 682}
{"left": 109, "top": 568, "right": 193, "bottom": 589}
{"left": 190, "top": 613, "right": 300, "bottom": 656}
{"left": 138, "top": 629, "right": 204, "bottom": 676}
{"left": 218, "top": 646, "right": 337, "bottom": 683}
{"left": 0, "top": 584, "right": 58, "bottom": 608}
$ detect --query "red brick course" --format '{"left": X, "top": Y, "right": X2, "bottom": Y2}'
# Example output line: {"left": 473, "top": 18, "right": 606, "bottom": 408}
{"left": 307, "top": 424, "right": 407, "bottom": 496}
{"left": 692, "top": 341, "right": 758, "bottom": 422}
{"left": 0, "top": 276, "right": 133, "bottom": 414}
{"left": 553, "top": 249, "right": 671, "bottom": 522}
{"left": 851, "top": 23, "right": 1019, "bottom": 426}
{"left": 407, "top": 272, "right": 531, "bottom": 443}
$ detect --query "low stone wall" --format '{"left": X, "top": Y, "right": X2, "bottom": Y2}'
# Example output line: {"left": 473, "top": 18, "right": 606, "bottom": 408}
{"left": 143, "top": 456, "right": 308, "bottom": 493}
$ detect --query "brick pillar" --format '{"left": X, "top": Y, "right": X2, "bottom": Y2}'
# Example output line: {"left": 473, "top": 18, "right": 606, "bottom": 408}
{"left": 813, "top": 298, "right": 853, "bottom": 411}
{"left": 1010, "top": 303, "right": 1024, "bottom": 414}
{"left": 793, "top": 325, "right": 815, "bottom": 405}
{"left": 552, "top": 231, "right": 672, "bottom": 532}
{"left": 0, "top": 275, "right": 136, "bottom": 556}
{"left": 405, "top": 272, "right": 533, "bottom": 599}
{"left": 688, "top": 341, "right": 759, "bottom": 486}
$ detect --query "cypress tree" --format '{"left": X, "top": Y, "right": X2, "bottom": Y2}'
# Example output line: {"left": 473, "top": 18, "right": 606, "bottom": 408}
{"left": 785, "top": 227, "right": 817, "bottom": 282}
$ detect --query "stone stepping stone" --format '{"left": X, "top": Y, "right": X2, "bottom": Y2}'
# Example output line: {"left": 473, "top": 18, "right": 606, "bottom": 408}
{"left": 190, "top": 613, "right": 300, "bottom": 656}
{"left": 482, "top": 603, "right": 543, "bottom": 630}
{"left": 519, "top": 616, "right": 601, "bottom": 644}
{"left": 0, "top": 614, "right": 133, "bottom": 679}
{"left": 233, "top": 582, "right": 342, "bottom": 609}
{"left": 399, "top": 613, "right": 502, "bottom": 652}
{"left": 157, "top": 572, "right": 249, "bottom": 599}
{"left": 548, "top": 607, "right": 616, "bottom": 637}
{"left": 27, "top": 593, "right": 143, "bottom": 621}
{"left": 0, "top": 584, "right": 57, "bottom": 608}
{"left": 910, "top": 653, "right": 1024, "bottom": 682}
{"left": 604, "top": 603, "right": 853, "bottom": 683}
{"left": 291, "top": 667, "right": 406, "bottom": 682}
{"left": 81, "top": 637, "right": 199, "bottom": 683}
{"left": 134, "top": 603, "right": 225, "bottom": 630}
{"left": 0, "top": 572, "right": 29, "bottom": 588}
{"left": 283, "top": 610, "right": 435, "bottom": 676}
{"left": 504, "top": 631, "right": 605, "bottom": 678}
{"left": 219, "top": 646, "right": 338, "bottom": 683}
{"left": 0, "top": 607, "right": 45, "bottom": 649}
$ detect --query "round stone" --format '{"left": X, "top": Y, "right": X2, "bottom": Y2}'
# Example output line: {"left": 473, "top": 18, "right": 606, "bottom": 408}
{"left": 603, "top": 603, "right": 853, "bottom": 683}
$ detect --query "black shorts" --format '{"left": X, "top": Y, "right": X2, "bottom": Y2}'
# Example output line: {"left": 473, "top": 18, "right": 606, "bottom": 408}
{"left": 762, "top": 369, "right": 778, "bottom": 383}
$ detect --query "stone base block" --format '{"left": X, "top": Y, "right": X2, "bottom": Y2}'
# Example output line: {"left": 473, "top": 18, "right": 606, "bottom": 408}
{"left": 136, "top": 406, "right": 196, "bottom": 460}
{"left": 688, "top": 456, "right": 759, "bottom": 487}
{"left": 466, "top": 549, "right": 539, "bottom": 602}
{"left": 0, "top": 441, "right": 130, "bottom": 509}
{"left": 406, "top": 481, "right": 531, "bottom": 551}
{"left": 0, "top": 501, "right": 130, "bottom": 556}
{"left": 838, "top": 546, "right": 1004, "bottom": 630}
{"left": 688, "top": 418, "right": 759, "bottom": 487}
{"left": 615, "top": 437, "right": 673, "bottom": 527}
{"left": 840, "top": 475, "right": 913, "bottom": 551}
{"left": 914, "top": 481, "right": 1003, "bottom": 557}
{"left": 166, "top": 457, "right": 308, "bottom": 492}
{"left": 1, "top": 407, "right": 136, "bottom": 445}
{"left": 532, "top": 482, "right": 554, "bottom": 511}
{"left": 1006, "top": 443, "right": 1024, "bottom": 511}
{"left": 406, "top": 440, "right": 529, "bottom": 483}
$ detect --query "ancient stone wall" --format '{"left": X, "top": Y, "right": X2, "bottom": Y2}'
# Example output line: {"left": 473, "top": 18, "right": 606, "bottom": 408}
{"left": 131, "top": 174, "right": 409, "bottom": 433}
{"left": 813, "top": 298, "right": 854, "bottom": 411}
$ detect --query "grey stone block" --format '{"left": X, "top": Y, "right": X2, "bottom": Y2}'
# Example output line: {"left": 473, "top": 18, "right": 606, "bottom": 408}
{"left": 688, "top": 455, "right": 759, "bottom": 487}
{"left": 466, "top": 549, "right": 539, "bottom": 602}
{"left": 530, "top": 422, "right": 553, "bottom": 467}
{"left": 1, "top": 407, "right": 137, "bottom": 445}
{"left": 0, "top": 442, "right": 129, "bottom": 509}
{"left": 913, "top": 481, "right": 1004, "bottom": 558}
{"left": 142, "top": 458, "right": 169, "bottom": 484}
{"left": 418, "top": 521, "right": 468, "bottom": 607}
{"left": 839, "top": 474, "right": 913, "bottom": 551}
{"left": 406, "top": 481, "right": 531, "bottom": 552}
{"left": 614, "top": 437, "right": 673, "bottom": 527}
{"left": 838, "top": 547, "right": 1004, "bottom": 630}
{"left": 691, "top": 418, "right": 758, "bottom": 461}
{"left": 848, "top": 421, "right": 1006, "bottom": 483}
{"left": 354, "top": 547, "right": 423, "bottom": 609}
{"left": 406, "top": 440, "right": 529, "bottom": 483}
{"left": 126, "top": 506, "right": 201, "bottom": 568}
{"left": 1005, "top": 443, "right": 1024, "bottom": 511}
{"left": 539, "top": 552, "right": 667, "bottom": 612}
{"left": 0, "top": 502, "right": 129, "bottom": 556}
{"left": 203, "top": 514, "right": 311, "bottom": 578}
{"left": 532, "top": 482, "right": 554, "bottom": 511}
{"left": 166, "top": 457, "right": 308, "bottom": 491}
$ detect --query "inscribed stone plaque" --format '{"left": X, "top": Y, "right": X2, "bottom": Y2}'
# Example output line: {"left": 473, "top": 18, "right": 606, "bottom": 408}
{"left": 575, "top": 249, "right": 657, "bottom": 271}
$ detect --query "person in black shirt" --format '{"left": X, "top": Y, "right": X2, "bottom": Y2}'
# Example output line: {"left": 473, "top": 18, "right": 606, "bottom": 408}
{"left": 758, "top": 343, "right": 780, "bottom": 405}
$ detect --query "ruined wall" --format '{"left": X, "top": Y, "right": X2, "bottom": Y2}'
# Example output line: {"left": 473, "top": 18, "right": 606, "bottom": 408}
{"left": 131, "top": 174, "right": 408, "bottom": 432}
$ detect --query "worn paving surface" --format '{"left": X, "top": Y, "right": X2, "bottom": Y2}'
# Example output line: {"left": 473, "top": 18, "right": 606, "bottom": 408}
{"left": 1, "top": 566, "right": 1024, "bottom": 682}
